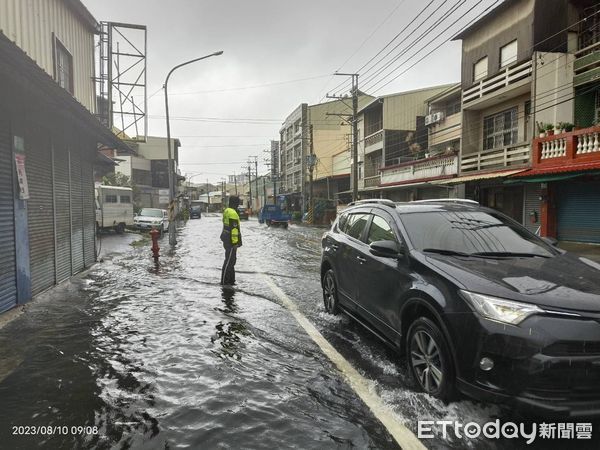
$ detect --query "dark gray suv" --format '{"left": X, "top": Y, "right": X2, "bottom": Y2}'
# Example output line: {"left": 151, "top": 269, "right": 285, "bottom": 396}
{"left": 320, "top": 199, "right": 600, "bottom": 417}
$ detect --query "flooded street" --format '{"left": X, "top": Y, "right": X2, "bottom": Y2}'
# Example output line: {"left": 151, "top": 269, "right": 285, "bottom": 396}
{"left": 0, "top": 216, "right": 598, "bottom": 449}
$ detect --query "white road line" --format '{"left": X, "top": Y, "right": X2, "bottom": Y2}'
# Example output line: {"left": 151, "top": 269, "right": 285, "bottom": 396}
{"left": 261, "top": 274, "right": 426, "bottom": 450}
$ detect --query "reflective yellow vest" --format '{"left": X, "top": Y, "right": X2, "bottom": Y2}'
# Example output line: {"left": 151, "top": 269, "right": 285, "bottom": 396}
{"left": 221, "top": 207, "right": 241, "bottom": 246}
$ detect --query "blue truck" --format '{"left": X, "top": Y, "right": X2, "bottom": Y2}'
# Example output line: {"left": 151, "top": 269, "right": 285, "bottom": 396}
{"left": 258, "top": 204, "right": 291, "bottom": 228}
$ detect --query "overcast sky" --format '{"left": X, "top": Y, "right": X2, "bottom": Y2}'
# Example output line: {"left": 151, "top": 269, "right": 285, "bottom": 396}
{"left": 85, "top": 0, "right": 498, "bottom": 183}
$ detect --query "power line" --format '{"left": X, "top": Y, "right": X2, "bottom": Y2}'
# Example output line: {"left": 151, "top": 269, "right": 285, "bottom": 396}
{"left": 361, "top": 0, "right": 466, "bottom": 90}
{"left": 328, "top": 0, "right": 439, "bottom": 97}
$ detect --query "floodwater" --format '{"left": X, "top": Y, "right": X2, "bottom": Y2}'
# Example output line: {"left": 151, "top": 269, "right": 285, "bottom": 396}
{"left": 0, "top": 216, "right": 598, "bottom": 449}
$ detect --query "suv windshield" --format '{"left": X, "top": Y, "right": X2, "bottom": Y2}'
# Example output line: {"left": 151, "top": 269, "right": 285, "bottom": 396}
{"left": 139, "top": 208, "right": 163, "bottom": 218}
{"left": 400, "top": 210, "right": 555, "bottom": 257}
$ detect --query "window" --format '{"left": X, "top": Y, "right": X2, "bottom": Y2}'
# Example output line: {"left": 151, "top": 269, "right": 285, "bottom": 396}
{"left": 151, "top": 160, "right": 169, "bottom": 188}
{"left": 500, "top": 40, "right": 518, "bottom": 68}
{"left": 119, "top": 195, "right": 131, "bottom": 204}
{"left": 342, "top": 213, "right": 370, "bottom": 240}
{"left": 473, "top": 56, "right": 488, "bottom": 82}
{"left": 53, "top": 37, "right": 73, "bottom": 93}
{"left": 483, "top": 107, "right": 518, "bottom": 150}
{"left": 367, "top": 216, "right": 396, "bottom": 244}
{"left": 105, "top": 195, "right": 117, "bottom": 203}
{"left": 444, "top": 99, "right": 461, "bottom": 116}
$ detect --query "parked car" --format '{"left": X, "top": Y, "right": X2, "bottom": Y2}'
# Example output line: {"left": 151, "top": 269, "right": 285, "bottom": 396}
{"left": 134, "top": 208, "right": 169, "bottom": 233}
{"left": 320, "top": 198, "right": 600, "bottom": 416}
{"left": 258, "top": 204, "right": 291, "bottom": 228}
{"left": 95, "top": 185, "right": 134, "bottom": 233}
{"left": 237, "top": 206, "right": 249, "bottom": 220}
{"left": 190, "top": 205, "right": 202, "bottom": 219}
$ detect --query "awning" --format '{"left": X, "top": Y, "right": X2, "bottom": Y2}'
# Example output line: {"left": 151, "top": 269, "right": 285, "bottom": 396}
{"left": 431, "top": 169, "right": 528, "bottom": 185}
{"left": 507, "top": 161, "right": 600, "bottom": 182}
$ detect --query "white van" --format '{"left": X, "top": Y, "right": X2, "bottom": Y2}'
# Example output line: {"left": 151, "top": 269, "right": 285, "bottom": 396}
{"left": 95, "top": 185, "right": 134, "bottom": 233}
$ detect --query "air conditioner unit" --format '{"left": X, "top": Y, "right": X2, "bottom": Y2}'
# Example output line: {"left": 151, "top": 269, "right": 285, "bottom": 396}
{"left": 425, "top": 111, "right": 444, "bottom": 126}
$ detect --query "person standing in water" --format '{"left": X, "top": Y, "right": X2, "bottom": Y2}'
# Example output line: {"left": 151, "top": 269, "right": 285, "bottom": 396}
{"left": 220, "top": 196, "right": 242, "bottom": 286}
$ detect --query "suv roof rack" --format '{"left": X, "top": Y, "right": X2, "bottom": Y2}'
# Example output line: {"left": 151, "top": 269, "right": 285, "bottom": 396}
{"left": 410, "top": 198, "right": 479, "bottom": 205}
{"left": 347, "top": 199, "right": 397, "bottom": 208}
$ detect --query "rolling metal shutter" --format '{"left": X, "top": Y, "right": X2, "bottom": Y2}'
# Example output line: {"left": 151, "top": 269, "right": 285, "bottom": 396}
{"left": 523, "top": 183, "right": 541, "bottom": 234}
{"left": 0, "top": 114, "right": 18, "bottom": 312}
{"left": 53, "top": 141, "right": 72, "bottom": 282}
{"left": 557, "top": 181, "right": 600, "bottom": 243}
{"left": 70, "top": 147, "right": 85, "bottom": 274}
{"left": 27, "top": 130, "right": 56, "bottom": 295}
{"left": 81, "top": 156, "right": 95, "bottom": 268}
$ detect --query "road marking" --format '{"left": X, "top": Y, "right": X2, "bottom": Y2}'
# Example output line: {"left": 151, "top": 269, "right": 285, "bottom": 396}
{"left": 261, "top": 274, "right": 426, "bottom": 450}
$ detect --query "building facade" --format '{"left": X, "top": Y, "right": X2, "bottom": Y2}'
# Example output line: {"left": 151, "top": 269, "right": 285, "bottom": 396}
{"left": 355, "top": 85, "right": 456, "bottom": 201}
{"left": 450, "top": 0, "right": 582, "bottom": 233}
{"left": 0, "top": 0, "right": 127, "bottom": 313}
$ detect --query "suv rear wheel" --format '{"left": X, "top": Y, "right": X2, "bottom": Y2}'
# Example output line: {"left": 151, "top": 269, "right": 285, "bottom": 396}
{"left": 322, "top": 269, "right": 340, "bottom": 315}
{"left": 407, "top": 317, "right": 455, "bottom": 401}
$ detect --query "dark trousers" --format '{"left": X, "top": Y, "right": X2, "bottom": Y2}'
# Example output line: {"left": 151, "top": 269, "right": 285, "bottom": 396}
{"left": 221, "top": 245, "right": 237, "bottom": 285}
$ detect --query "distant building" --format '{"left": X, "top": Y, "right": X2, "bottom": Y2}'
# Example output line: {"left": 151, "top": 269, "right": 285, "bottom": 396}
{"left": 113, "top": 136, "right": 182, "bottom": 209}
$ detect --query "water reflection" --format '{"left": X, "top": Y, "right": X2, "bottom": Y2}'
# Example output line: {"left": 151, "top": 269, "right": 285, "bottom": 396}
{"left": 210, "top": 288, "right": 249, "bottom": 361}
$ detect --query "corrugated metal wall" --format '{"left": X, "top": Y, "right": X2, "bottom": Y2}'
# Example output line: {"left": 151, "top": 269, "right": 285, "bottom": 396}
{"left": 0, "top": 112, "right": 18, "bottom": 312}
{"left": 70, "top": 145, "right": 85, "bottom": 274}
{"left": 0, "top": 0, "right": 96, "bottom": 113}
{"left": 53, "top": 137, "right": 72, "bottom": 282}
{"left": 523, "top": 183, "right": 541, "bottom": 234}
{"left": 27, "top": 128, "right": 56, "bottom": 296}
{"left": 557, "top": 181, "right": 600, "bottom": 243}
{"left": 81, "top": 152, "right": 95, "bottom": 267}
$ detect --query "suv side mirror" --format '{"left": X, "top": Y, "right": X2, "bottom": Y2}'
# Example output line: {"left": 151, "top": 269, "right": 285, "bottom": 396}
{"left": 369, "top": 240, "right": 403, "bottom": 258}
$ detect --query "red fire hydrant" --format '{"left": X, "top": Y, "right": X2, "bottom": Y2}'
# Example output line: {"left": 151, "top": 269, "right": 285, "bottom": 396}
{"left": 150, "top": 228, "right": 160, "bottom": 261}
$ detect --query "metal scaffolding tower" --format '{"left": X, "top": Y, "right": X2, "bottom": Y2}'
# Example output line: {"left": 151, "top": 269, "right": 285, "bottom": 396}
{"left": 97, "top": 22, "right": 147, "bottom": 142}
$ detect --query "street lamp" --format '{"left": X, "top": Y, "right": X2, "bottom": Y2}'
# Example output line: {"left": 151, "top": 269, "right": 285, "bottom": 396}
{"left": 164, "top": 50, "right": 224, "bottom": 246}
{"left": 186, "top": 173, "right": 204, "bottom": 200}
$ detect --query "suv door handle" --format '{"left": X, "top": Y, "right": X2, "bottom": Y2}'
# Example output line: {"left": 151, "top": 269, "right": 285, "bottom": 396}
{"left": 356, "top": 256, "right": 367, "bottom": 264}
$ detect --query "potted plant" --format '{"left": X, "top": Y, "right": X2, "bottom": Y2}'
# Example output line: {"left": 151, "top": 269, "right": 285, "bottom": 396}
{"left": 556, "top": 122, "right": 566, "bottom": 134}
{"left": 562, "top": 122, "right": 574, "bottom": 132}
{"left": 545, "top": 123, "right": 555, "bottom": 136}
{"left": 536, "top": 122, "right": 546, "bottom": 138}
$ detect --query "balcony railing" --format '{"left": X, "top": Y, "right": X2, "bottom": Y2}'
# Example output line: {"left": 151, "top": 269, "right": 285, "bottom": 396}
{"left": 533, "top": 126, "right": 600, "bottom": 167}
{"left": 574, "top": 41, "right": 600, "bottom": 87}
{"left": 461, "top": 143, "right": 530, "bottom": 173}
{"left": 364, "top": 130, "right": 384, "bottom": 155}
{"left": 364, "top": 175, "right": 381, "bottom": 188}
{"left": 380, "top": 154, "right": 458, "bottom": 186}
{"left": 463, "top": 59, "right": 532, "bottom": 105}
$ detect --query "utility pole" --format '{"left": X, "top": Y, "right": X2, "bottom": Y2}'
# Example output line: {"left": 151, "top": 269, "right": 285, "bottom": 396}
{"left": 308, "top": 124, "right": 315, "bottom": 224}
{"left": 221, "top": 179, "right": 226, "bottom": 208}
{"left": 234, "top": 171, "right": 238, "bottom": 195}
{"left": 254, "top": 157, "right": 259, "bottom": 210}
{"left": 328, "top": 72, "right": 359, "bottom": 202}
{"left": 263, "top": 176, "right": 267, "bottom": 207}
{"left": 246, "top": 164, "right": 252, "bottom": 211}
{"left": 206, "top": 179, "right": 211, "bottom": 212}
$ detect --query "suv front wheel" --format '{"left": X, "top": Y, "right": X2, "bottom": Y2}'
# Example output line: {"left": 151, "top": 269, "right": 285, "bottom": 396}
{"left": 407, "top": 317, "right": 455, "bottom": 401}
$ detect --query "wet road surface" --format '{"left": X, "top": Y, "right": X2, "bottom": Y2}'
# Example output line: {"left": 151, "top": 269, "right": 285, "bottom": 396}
{"left": 0, "top": 216, "right": 598, "bottom": 449}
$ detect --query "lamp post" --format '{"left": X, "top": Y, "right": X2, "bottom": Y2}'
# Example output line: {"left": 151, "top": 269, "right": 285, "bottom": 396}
{"left": 164, "top": 51, "right": 223, "bottom": 246}
{"left": 186, "top": 173, "right": 203, "bottom": 201}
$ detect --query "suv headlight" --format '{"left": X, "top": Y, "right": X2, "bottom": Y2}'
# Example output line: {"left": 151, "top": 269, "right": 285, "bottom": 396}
{"left": 460, "top": 290, "right": 543, "bottom": 325}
